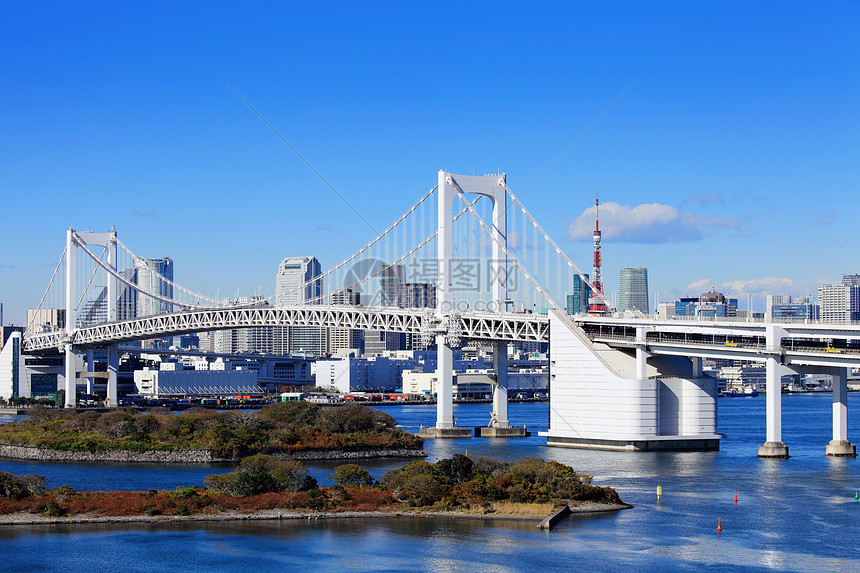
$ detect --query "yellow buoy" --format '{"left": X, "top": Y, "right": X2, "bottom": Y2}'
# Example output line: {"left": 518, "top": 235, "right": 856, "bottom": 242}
{"left": 657, "top": 485, "right": 662, "bottom": 502}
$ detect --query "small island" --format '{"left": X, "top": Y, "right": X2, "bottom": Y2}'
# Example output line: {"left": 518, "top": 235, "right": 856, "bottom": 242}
{"left": 0, "top": 402, "right": 425, "bottom": 463}
{"left": 0, "top": 454, "right": 628, "bottom": 528}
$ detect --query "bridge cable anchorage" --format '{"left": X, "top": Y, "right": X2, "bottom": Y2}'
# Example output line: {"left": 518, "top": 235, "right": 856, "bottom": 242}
{"left": 503, "top": 182, "right": 611, "bottom": 311}
{"left": 25, "top": 246, "right": 67, "bottom": 334}
{"left": 272, "top": 185, "right": 439, "bottom": 304}
{"left": 450, "top": 183, "right": 564, "bottom": 312}
{"left": 116, "top": 239, "right": 220, "bottom": 306}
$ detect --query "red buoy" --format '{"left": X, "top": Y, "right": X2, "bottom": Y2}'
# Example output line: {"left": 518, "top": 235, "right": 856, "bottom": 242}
{"left": 734, "top": 491, "right": 738, "bottom": 504}
{"left": 717, "top": 517, "right": 723, "bottom": 532}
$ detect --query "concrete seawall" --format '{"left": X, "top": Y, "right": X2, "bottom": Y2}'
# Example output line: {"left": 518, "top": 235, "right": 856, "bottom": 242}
{"left": 0, "top": 444, "right": 425, "bottom": 464}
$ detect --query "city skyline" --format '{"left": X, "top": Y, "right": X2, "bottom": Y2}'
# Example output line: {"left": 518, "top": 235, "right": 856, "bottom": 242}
{"left": 2, "top": 2, "right": 858, "bottom": 324}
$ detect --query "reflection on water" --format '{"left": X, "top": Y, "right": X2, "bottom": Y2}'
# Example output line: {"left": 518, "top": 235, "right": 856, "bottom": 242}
{"left": 0, "top": 396, "right": 859, "bottom": 571}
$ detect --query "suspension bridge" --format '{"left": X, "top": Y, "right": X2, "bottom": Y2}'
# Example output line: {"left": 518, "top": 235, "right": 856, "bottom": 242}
{"left": 10, "top": 170, "right": 860, "bottom": 456}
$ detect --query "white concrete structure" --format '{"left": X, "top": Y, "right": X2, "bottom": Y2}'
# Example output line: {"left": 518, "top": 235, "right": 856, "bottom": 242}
{"left": 540, "top": 310, "right": 721, "bottom": 451}
{"left": 315, "top": 355, "right": 415, "bottom": 394}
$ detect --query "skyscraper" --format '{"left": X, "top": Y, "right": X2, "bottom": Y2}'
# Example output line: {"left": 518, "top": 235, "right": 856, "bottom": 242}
{"left": 818, "top": 280, "right": 860, "bottom": 323}
{"left": 566, "top": 274, "right": 591, "bottom": 315}
{"left": 328, "top": 288, "right": 363, "bottom": 355}
{"left": 213, "top": 296, "right": 272, "bottom": 354}
{"left": 135, "top": 257, "right": 174, "bottom": 317}
{"left": 619, "top": 267, "right": 649, "bottom": 314}
{"left": 276, "top": 257, "right": 322, "bottom": 306}
{"left": 275, "top": 257, "right": 325, "bottom": 355}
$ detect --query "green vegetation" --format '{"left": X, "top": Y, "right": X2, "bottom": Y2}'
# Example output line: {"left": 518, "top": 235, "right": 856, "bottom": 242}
{"left": 380, "top": 454, "right": 621, "bottom": 507}
{"left": 0, "top": 455, "right": 623, "bottom": 519}
{"left": 0, "top": 402, "right": 424, "bottom": 458}
{"left": 203, "top": 456, "right": 318, "bottom": 497}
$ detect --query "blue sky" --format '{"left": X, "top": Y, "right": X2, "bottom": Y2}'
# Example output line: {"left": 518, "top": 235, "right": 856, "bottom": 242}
{"left": 2, "top": 1, "right": 858, "bottom": 323}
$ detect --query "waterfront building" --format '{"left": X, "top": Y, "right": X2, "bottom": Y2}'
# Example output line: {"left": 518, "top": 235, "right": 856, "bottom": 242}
{"left": 0, "top": 332, "right": 72, "bottom": 400}
{"left": 766, "top": 295, "right": 819, "bottom": 321}
{"left": 674, "top": 291, "right": 738, "bottom": 318}
{"left": 565, "top": 274, "right": 591, "bottom": 315}
{"left": 619, "top": 267, "right": 649, "bottom": 314}
{"left": 818, "top": 281, "right": 860, "bottom": 323}
{"left": 328, "top": 288, "right": 364, "bottom": 355}
{"left": 275, "top": 256, "right": 325, "bottom": 356}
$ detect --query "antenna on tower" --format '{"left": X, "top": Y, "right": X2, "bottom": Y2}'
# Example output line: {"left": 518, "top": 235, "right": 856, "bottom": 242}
{"left": 589, "top": 190, "right": 606, "bottom": 315}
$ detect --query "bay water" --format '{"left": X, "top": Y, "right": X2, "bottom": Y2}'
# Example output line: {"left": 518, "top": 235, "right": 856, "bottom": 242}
{"left": 1, "top": 394, "right": 859, "bottom": 571}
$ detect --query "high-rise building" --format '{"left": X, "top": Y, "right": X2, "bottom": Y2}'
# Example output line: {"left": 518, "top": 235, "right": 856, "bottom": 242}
{"left": 619, "top": 267, "right": 649, "bottom": 314}
{"left": 328, "top": 289, "right": 363, "bottom": 355}
{"left": 565, "top": 274, "right": 591, "bottom": 315}
{"left": 26, "top": 309, "right": 65, "bottom": 333}
{"left": 766, "top": 295, "right": 819, "bottom": 321}
{"left": 275, "top": 257, "right": 325, "bottom": 355}
{"left": 399, "top": 282, "right": 436, "bottom": 350}
{"left": 276, "top": 257, "right": 322, "bottom": 306}
{"left": 399, "top": 283, "right": 436, "bottom": 309}
{"left": 136, "top": 257, "right": 174, "bottom": 317}
{"left": 380, "top": 264, "right": 405, "bottom": 307}
{"left": 213, "top": 296, "right": 273, "bottom": 354}
{"left": 818, "top": 281, "right": 860, "bottom": 323}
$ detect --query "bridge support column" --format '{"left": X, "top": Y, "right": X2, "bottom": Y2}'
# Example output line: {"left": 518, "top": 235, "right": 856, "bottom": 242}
{"left": 419, "top": 336, "right": 470, "bottom": 438}
{"left": 691, "top": 357, "right": 702, "bottom": 378}
{"left": 491, "top": 341, "right": 509, "bottom": 428}
{"left": 107, "top": 345, "right": 118, "bottom": 408}
{"left": 635, "top": 327, "right": 649, "bottom": 379}
{"left": 64, "top": 345, "right": 76, "bottom": 408}
{"left": 436, "top": 337, "right": 454, "bottom": 429}
{"left": 64, "top": 228, "right": 77, "bottom": 408}
{"left": 827, "top": 367, "right": 856, "bottom": 457}
{"left": 85, "top": 349, "right": 94, "bottom": 395}
{"left": 758, "top": 324, "right": 789, "bottom": 458}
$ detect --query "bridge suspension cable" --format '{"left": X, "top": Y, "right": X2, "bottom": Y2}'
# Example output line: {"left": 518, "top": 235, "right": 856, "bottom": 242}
{"left": 74, "top": 238, "right": 190, "bottom": 311}
{"left": 449, "top": 180, "right": 564, "bottom": 312}
{"left": 258, "top": 185, "right": 439, "bottom": 306}
{"left": 306, "top": 195, "right": 481, "bottom": 305}
{"left": 75, "top": 245, "right": 108, "bottom": 312}
{"left": 502, "top": 182, "right": 611, "bottom": 310}
{"left": 25, "top": 247, "right": 67, "bottom": 334}
{"left": 115, "top": 238, "right": 221, "bottom": 306}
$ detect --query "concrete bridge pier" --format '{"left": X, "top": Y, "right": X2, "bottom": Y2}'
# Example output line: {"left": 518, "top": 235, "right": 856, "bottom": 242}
{"left": 758, "top": 325, "right": 790, "bottom": 458}
{"left": 826, "top": 366, "right": 856, "bottom": 457}
{"left": 635, "top": 326, "right": 650, "bottom": 379}
{"left": 107, "top": 345, "right": 118, "bottom": 407}
{"left": 477, "top": 341, "right": 529, "bottom": 438}
{"left": 85, "top": 349, "right": 95, "bottom": 395}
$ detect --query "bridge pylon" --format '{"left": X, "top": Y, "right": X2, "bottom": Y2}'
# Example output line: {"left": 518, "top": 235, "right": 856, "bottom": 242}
{"left": 419, "top": 170, "right": 526, "bottom": 439}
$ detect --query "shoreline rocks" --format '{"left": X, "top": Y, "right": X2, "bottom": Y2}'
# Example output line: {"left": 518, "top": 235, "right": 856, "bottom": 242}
{"left": 0, "top": 444, "right": 426, "bottom": 464}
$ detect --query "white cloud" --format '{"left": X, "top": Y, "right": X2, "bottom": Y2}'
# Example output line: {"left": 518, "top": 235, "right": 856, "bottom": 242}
{"left": 685, "top": 277, "right": 795, "bottom": 295}
{"left": 566, "top": 202, "right": 741, "bottom": 243}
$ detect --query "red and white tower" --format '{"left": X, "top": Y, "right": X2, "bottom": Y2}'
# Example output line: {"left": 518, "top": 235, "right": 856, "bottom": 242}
{"left": 589, "top": 191, "right": 606, "bottom": 314}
